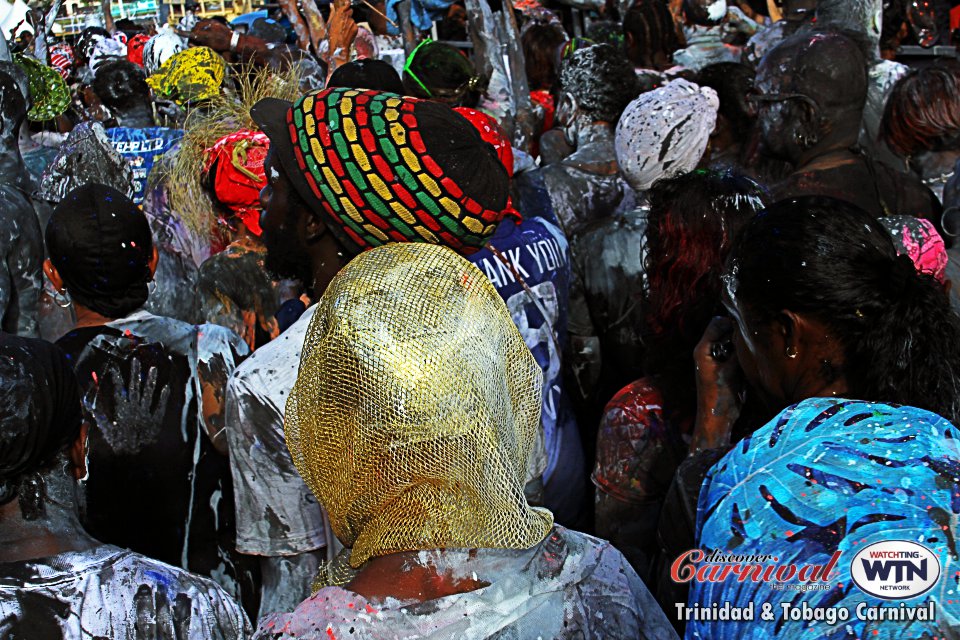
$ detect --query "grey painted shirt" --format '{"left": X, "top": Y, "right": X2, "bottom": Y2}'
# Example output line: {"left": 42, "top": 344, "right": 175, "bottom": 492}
{"left": 0, "top": 544, "right": 251, "bottom": 638}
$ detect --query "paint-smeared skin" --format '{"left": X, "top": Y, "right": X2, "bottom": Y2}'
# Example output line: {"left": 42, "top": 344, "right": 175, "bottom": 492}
{"left": 593, "top": 378, "right": 688, "bottom": 581}
{"left": 198, "top": 242, "right": 281, "bottom": 352}
{"left": 540, "top": 123, "right": 623, "bottom": 237}
{"left": 0, "top": 185, "right": 42, "bottom": 338}
{"left": 0, "top": 545, "right": 251, "bottom": 638}
{"left": 254, "top": 525, "right": 678, "bottom": 639}
{"left": 568, "top": 203, "right": 649, "bottom": 402}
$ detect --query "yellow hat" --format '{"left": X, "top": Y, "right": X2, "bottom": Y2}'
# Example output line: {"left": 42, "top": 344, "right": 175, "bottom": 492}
{"left": 146, "top": 46, "right": 225, "bottom": 106}
{"left": 285, "top": 243, "right": 553, "bottom": 579}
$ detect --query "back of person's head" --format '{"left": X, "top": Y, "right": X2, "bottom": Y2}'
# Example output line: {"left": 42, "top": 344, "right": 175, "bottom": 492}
{"left": 696, "top": 61, "right": 756, "bottom": 140}
{"left": 558, "top": 43, "right": 640, "bottom": 123}
{"left": 77, "top": 26, "right": 111, "bottom": 63}
{"left": 615, "top": 78, "right": 718, "bottom": 192}
{"left": 251, "top": 87, "right": 510, "bottom": 257}
{"left": 879, "top": 61, "right": 960, "bottom": 159}
{"left": 328, "top": 58, "right": 404, "bottom": 94}
{"left": 622, "top": 0, "right": 680, "bottom": 69}
{"left": 759, "top": 30, "right": 868, "bottom": 119}
{"left": 402, "top": 40, "right": 483, "bottom": 106}
{"left": 92, "top": 59, "right": 150, "bottom": 112}
{"left": 683, "top": 0, "right": 727, "bottom": 26}
{"left": 113, "top": 18, "right": 144, "bottom": 37}
{"left": 726, "top": 196, "right": 960, "bottom": 423}
{"left": 521, "top": 20, "right": 568, "bottom": 92}
{"left": 0, "top": 334, "right": 82, "bottom": 521}
{"left": 644, "top": 169, "right": 767, "bottom": 418}
{"left": 285, "top": 242, "right": 553, "bottom": 579}
{"left": 46, "top": 184, "right": 154, "bottom": 319}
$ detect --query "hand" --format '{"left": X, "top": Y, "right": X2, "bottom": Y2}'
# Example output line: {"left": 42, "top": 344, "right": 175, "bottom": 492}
{"left": 691, "top": 316, "right": 743, "bottom": 453}
{"left": 189, "top": 19, "right": 234, "bottom": 52}
{"left": 89, "top": 357, "right": 169, "bottom": 455}
{"left": 325, "top": 0, "right": 358, "bottom": 72}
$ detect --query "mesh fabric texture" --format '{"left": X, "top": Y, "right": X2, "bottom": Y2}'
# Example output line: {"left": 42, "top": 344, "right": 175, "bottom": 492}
{"left": 285, "top": 243, "right": 554, "bottom": 575}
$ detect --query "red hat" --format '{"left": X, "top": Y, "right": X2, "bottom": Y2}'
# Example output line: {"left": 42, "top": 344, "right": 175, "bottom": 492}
{"left": 454, "top": 106, "right": 520, "bottom": 221}
{"left": 126, "top": 34, "right": 150, "bottom": 67}
{"left": 203, "top": 129, "right": 269, "bottom": 236}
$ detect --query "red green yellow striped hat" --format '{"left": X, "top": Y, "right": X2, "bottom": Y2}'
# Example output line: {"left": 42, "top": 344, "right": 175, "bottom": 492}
{"left": 251, "top": 87, "right": 510, "bottom": 256}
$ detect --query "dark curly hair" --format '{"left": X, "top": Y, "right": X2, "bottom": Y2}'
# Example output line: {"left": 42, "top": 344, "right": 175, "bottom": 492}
{"left": 93, "top": 59, "right": 150, "bottom": 113}
{"left": 558, "top": 43, "right": 640, "bottom": 123}
{"left": 643, "top": 169, "right": 768, "bottom": 424}
{"left": 727, "top": 196, "right": 960, "bottom": 424}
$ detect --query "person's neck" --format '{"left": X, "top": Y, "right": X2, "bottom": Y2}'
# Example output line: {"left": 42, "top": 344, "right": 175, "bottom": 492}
{"left": 73, "top": 303, "right": 119, "bottom": 330}
{"left": 308, "top": 236, "right": 350, "bottom": 299}
{"left": 347, "top": 549, "right": 488, "bottom": 604}
{"left": 794, "top": 136, "right": 859, "bottom": 171}
{"left": 574, "top": 120, "right": 612, "bottom": 149}
{"left": 0, "top": 467, "right": 98, "bottom": 565}
{"left": 114, "top": 102, "right": 155, "bottom": 128}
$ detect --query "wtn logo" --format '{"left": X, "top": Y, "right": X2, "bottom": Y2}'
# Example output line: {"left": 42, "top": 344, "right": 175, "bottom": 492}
{"left": 861, "top": 558, "right": 928, "bottom": 583}
{"left": 851, "top": 542, "right": 941, "bottom": 600}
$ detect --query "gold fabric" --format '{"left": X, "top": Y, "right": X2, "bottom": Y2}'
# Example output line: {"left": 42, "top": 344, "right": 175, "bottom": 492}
{"left": 285, "top": 243, "right": 554, "bottom": 573}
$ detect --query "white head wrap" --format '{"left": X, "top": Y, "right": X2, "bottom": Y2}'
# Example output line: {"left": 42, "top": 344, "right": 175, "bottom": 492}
{"left": 615, "top": 78, "right": 719, "bottom": 193}
{"left": 142, "top": 26, "right": 187, "bottom": 75}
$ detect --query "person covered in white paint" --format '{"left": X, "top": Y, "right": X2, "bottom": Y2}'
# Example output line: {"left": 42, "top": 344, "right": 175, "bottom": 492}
{"left": 0, "top": 333, "right": 251, "bottom": 639}
{"left": 538, "top": 43, "right": 641, "bottom": 237}
{"left": 43, "top": 184, "right": 259, "bottom": 617}
{"left": 567, "top": 79, "right": 719, "bottom": 422}
{"left": 254, "top": 242, "right": 679, "bottom": 640}
{"left": 0, "top": 64, "right": 43, "bottom": 340}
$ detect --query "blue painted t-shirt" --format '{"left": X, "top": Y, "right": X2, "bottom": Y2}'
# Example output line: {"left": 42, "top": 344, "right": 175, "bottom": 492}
{"left": 469, "top": 216, "right": 586, "bottom": 524}
{"left": 107, "top": 127, "right": 184, "bottom": 204}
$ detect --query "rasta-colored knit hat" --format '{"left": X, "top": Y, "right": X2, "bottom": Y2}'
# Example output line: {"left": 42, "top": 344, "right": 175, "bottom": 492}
{"left": 251, "top": 87, "right": 510, "bottom": 256}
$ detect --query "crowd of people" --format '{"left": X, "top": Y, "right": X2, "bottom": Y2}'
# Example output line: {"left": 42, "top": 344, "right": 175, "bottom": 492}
{"left": 0, "top": 0, "right": 959, "bottom": 637}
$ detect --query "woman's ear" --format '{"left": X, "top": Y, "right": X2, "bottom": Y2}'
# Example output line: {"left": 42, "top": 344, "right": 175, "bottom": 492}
{"left": 43, "top": 258, "right": 64, "bottom": 292}
{"left": 69, "top": 423, "right": 89, "bottom": 481}
{"left": 776, "top": 310, "right": 800, "bottom": 358}
{"left": 149, "top": 246, "right": 159, "bottom": 279}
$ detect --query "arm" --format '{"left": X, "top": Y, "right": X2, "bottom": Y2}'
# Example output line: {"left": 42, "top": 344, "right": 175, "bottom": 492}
{"left": 3, "top": 194, "right": 43, "bottom": 337}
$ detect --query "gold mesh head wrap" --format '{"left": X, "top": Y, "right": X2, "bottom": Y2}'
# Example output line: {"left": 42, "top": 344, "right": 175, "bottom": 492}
{"left": 285, "top": 242, "right": 554, "bottom": 572}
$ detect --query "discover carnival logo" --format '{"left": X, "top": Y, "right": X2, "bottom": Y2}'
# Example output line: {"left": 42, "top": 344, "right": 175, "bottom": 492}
{"left": 849, "top": 540, "right": 941, "bottom": 600}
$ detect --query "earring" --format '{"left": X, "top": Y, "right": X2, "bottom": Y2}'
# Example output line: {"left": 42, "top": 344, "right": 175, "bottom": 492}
{"left": 53, "top": 287, "right": 72, "bottom": 309}
{"left": 786, "top": 346, "right": 798, "bottom": 359}
{"left": 148, "top": 280, "right": 157, "bottom": 295}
